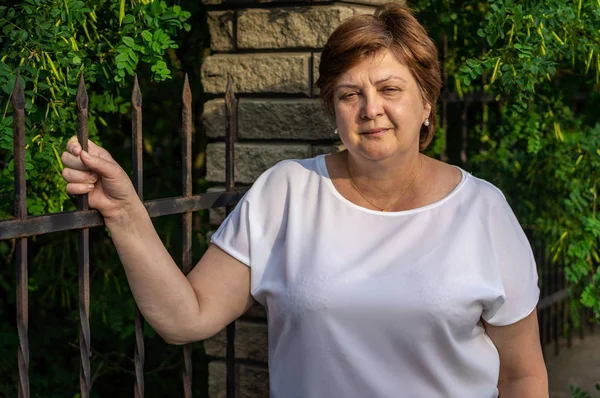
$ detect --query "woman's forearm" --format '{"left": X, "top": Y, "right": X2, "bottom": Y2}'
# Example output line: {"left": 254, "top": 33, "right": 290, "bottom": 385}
{"left": 104, "top": 202, "right": 203, "bottom": 343}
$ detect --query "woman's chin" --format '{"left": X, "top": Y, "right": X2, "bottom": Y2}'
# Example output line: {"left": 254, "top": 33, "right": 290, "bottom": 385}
{"left": 354, "top": 145, "right": 398, "bottom": 162}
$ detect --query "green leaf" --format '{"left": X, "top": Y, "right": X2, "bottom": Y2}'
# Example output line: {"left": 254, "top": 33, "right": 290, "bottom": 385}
{"left": 128, "top": 52, "right": 138, "bottom": 64}
{"left": 122, "top": 36, "right": 135, "bottom": 48}
{"left": 115, "top": 53, "right": 129, "bottom": 63}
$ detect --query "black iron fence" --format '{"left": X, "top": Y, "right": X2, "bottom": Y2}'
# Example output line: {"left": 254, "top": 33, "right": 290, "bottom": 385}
{"left": 0, "top": 67, "right": 596, "bottom": 398}
{"left": 1, "top": 72, "right": 245, "bottom": 398}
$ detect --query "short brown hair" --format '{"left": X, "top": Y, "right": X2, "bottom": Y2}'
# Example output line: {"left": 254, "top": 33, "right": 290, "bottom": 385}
{"left": 316, "top": 3, "right": 442, "bottom": 150}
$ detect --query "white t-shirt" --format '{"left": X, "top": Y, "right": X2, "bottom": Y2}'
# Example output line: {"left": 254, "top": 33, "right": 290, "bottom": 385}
{"left": 211, "top": 155, "right": 540, "bottom": 398}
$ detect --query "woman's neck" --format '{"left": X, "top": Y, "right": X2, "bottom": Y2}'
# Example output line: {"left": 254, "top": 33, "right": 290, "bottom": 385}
{"left": 344, "top": 150, "right": 426, "bottom": 211}
{"left": 347, "top": 149, "right": 422, "bottom": 188}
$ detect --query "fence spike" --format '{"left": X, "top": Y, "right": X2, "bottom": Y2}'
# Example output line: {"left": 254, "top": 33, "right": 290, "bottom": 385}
{"left": 131, "top": 74, "right": 143, "bottom": 196}
{"left": 76, "top": 73, "right": 88, "bottom": 112}
{"left": 182, "top": 73, "right": 192, "bottom": 109}
{"left": 132, "top": 74, "right": 142, "bottom": 110}
{"left": 13, "top": 71, "right": 26, "bottom": 218}
{"left": 13, "top": 71, "right": 26, "bottom": 111}
{"left": 224, "top": 74, "right": 235, "bottom": 192}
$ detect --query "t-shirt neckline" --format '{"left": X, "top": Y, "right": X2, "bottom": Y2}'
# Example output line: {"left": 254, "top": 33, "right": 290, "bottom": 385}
{"left": 316, "top": 154, "right": 469, "bottom": 217}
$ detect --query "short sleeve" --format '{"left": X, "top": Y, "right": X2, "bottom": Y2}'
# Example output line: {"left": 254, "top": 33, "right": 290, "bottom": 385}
{"left": 211, "top": 198, "right": 252, "bottom": 266}
{"left": 481, "top": 195, "right": 540, "bottom": 326}
{"left": 209, "top": 161, "right": 292, "bottom": 305}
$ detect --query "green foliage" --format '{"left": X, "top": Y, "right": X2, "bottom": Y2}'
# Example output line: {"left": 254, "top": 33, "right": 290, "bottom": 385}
{"left": 570, "top": 383, "right": 600, "bottom": 398}
{"left": 0, "top": 0, "right": 190, "bottom": 219}
{"left": 417, "top": 0, "right": 600, "bottom": 322}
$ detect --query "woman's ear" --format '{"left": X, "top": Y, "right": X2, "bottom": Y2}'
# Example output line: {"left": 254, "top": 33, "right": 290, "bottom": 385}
{"left": 423, "top": 102, "right": 432, "bottom": 121}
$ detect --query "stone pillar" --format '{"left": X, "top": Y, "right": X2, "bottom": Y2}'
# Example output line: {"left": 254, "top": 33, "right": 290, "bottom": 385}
{"left": 200, "top": 1, "right": 399, "bottom": 396}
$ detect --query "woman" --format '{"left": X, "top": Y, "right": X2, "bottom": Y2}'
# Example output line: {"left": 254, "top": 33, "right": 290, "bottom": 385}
{"left": 61, "top": 3, "right": 548, "bottom": 397}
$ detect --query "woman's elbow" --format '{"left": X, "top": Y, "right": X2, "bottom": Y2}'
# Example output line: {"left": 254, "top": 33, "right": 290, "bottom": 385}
{"left": 158, "top": 324, "right": 218, "bottom": 345}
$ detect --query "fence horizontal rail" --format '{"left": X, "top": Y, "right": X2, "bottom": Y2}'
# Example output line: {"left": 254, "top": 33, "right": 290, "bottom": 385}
{"left": 537, "top": 289, "right": 568, "bottom": 311}
{"left": 0, "top": 189, "right": 247, "bottom": 241}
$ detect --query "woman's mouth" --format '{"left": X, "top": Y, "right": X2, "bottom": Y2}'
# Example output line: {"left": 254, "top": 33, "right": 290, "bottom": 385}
{"left": 360, "top": 128, "right": 390, "bottom": 137}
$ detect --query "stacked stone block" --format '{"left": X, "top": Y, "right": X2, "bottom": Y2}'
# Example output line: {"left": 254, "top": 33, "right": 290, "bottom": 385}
{"left": 200, "top": 1, "right": 402, "bottom": 396}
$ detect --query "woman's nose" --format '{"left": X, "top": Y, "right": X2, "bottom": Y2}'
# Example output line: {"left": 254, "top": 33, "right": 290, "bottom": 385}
{"left": 360, "top": 94, "right": 384, "bottom": 120}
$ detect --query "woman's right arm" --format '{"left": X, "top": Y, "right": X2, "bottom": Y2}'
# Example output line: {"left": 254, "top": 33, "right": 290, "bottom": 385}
{"left": 61, "top": 137, "right": 254, "bottom": 344}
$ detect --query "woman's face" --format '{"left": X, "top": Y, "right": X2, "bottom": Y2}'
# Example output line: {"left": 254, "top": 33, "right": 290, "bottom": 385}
{"left": 333, "top": 50, "right": 431, "bottom": 162}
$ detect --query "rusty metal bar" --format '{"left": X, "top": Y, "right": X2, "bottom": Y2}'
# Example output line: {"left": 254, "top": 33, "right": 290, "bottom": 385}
{"left": 224, "top": 75, "right": 237, "bottom": 398}
{"left": 131, "top": 75, "right": 145, "bottom": 398}
{"left": 0, "top": 190, "right": 247, "bottom": 241}
{"left": 76, "top": 73, "right": 91, "bottom": 398}
{"left": 181, "top": 74, "right": 193, "bottom": 398}
{"left": 553, "top": 258, "right": 560, "bottom": 355}
{"left": 535, "top": 239, "right": 546, "bottom": 350}
{"left": 537, "top": 290, "right": 568, "bottom": 310}
{"left": 543, "top": 241, "right": 551, "bottom": 345}
{"left": 560, "top": 266, "right": 567, "bottom": 347}
{"left": 13, "top": 71, "right": 30, "bottom": 398}
{"left": 460, "top": 104, "right": 469, "bottom": 166}
{"left": 579, "top": 307, "right": 585, "bottom": 340}
{"left": 557, "top": 256, "right": 563, "bottom": 354}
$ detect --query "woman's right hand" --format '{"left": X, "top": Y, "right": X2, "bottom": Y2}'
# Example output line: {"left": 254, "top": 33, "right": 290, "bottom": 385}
{"left": 61, "top": 136, "right": 140, "bottom": 220}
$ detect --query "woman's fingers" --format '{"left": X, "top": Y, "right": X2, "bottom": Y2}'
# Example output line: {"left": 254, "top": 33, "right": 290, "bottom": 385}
{"left": 79, "top": 149, "right": 120, "bottom": 180}
{"left": 66, "top": 136, "right": 82, "bottom": 156}
{"left": 66, "top": 136, "right": 114, "bottom": 160}
{"left": 87, "top": 139, "right": 114, "bottom": 160}
{"left": 65, "top": 182, "right": 96, "bottom": 195}
{"left": 63, "top": 136, "right": 117, "bottom": 173}
{"left": 62, "top": 167, "right": 98, "bottom": 184}
{"left": 66, "top": 136, "right": 113, "bottom": 160}
{"left": 61, "top": 150, "right": 89, "bottom": 171}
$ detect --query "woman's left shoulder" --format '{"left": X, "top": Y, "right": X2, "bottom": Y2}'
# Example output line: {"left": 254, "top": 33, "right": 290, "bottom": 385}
{"left": 428, "top": 158, "right": 509, "bottom": 209}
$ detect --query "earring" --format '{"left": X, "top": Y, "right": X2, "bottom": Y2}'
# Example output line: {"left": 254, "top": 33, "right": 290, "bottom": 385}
{"left": 424, "top": 118, "right": 430, "bottom": 127}
{"left": 334, "top": 129, "right": 338, "bottom": 135}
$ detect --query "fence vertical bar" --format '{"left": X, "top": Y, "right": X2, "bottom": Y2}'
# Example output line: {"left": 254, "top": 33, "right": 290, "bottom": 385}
{"left": 131, "top": 75, "right": 145, "bottom": 398}
{"left": 460, "top": 104, "right": 469, "bottom": 166}
{"left": 543, "top": 240, "right": 550, "bottom": 346}
{"left": 181, "top": 74, "right": 194, "bottom": 398}
{"left": 76, "top": 74, "right": 92, "bottom": 398}
{"left": 13, "top": 71, "right": 30, "bottom": 398}
{"left": 224, "top": 75, "right": 237, "bottom": 398}
{"left": 579, "top": 307, "right": 585, "bottom": 340}
{"left": 536, "top": 240, "right": 546, "bottom": 354}
{"left": 553, "top": 256, "right": 560, "bottom": 355}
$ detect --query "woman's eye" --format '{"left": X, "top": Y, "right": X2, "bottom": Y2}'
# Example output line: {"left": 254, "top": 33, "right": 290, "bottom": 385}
{"left": 382, "top": 87, "right": 399, "bottom": 93}
{"left": 340, "top": 93, "right": 357, "bottom": 100}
